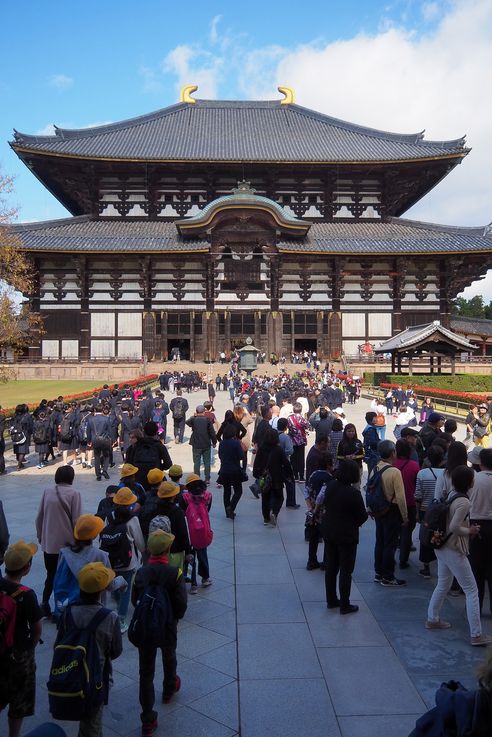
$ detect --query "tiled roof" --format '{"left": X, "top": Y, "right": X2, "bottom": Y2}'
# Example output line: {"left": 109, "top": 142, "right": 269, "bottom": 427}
{"left": 8, "top": 215, "right": 492, "bottom": 255}
{"left": 11, "top": 100, "right": 468, "bottom": 163}
{"left": 277, "top": 218, "right": 492, "bottom": 254}
{"left": 451, "top": 315, "right": 492, "bottom": 337}
{"left": 375, "top": 322, "right": 474, "bottom": 352}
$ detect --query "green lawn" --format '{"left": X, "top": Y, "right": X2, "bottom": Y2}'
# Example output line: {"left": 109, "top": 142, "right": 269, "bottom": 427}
{"left": 0, "top": 380, "right": 106, "bottom": 409}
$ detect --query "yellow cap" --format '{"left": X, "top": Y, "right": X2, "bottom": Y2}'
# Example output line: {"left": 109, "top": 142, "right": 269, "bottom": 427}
{"left": 147, "top": 468, "right": 165, "bottom": 486}
{"left": 74, "top": 514, "right": 105, "bottom": 541}
{"left": 120, "top": 463, "right": 139, "bottom": 478}
{"left": 78, "top": 562, "right": 115, "bottom": 594}
{"left": 168, "top": 465, "right": 183, "bottom": 477}
{"left": 113, "top": 486, "right": 138, "bottom": 506}
{"left": 157, "top": 481, "right": 180, "bottom": 499}
{"left": 147, "top": 530, "right": 175, "bottom": 555}
{"left": 185, "top": 473, "right": 201, "bottom": 485}
{"left": 4, "top": 541, "right": 38, "bottom": 572}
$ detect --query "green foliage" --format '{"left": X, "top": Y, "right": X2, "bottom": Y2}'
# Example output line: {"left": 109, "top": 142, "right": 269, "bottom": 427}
{"left": 380, "top": 374, "right": 492, "bottom": 392}
{"left": 453, "top": 296, "right": 492, "bottom": 319}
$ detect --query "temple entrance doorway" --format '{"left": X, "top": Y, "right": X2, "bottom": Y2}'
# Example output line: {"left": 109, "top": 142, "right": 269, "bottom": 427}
{"left": 294, "top": 338, "right": 317, "bottom": 353}
{"left": 168, "top": 339, "right": 190, "bottom": 360}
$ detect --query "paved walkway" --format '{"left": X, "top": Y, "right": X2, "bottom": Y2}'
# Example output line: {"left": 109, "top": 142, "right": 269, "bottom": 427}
{"left": 0, "top": 389, "right": 487, "bottom": 737}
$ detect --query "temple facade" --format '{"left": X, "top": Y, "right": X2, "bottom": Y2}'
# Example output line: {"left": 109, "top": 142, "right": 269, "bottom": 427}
{"left": 9, "top": 86, "right": 492, "bottom": 361}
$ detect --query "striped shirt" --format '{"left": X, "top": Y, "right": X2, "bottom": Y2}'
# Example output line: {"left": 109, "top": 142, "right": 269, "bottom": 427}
{"left": 415, "top": 467, "right": 444, "bottom": 510}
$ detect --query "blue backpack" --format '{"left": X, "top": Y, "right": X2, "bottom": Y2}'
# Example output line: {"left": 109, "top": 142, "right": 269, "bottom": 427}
{"left": 128, "top": 579, "right": 173, "bottom": 650}
{"left": 365, "top": 464, "right": 393, "bottom": 518}
{"left": 47, "top": 606, "right": 110, "bottom": 720}
{"left": 53, "top": 557, "right": 80, "bottom": 622}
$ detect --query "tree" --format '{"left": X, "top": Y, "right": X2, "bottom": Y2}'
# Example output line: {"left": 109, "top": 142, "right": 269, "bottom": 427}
{"left": 0, "top": 170, "right": 44, "bottom": 381}
{"left": 453, "top": 296, "right": 486, "bottom": 318}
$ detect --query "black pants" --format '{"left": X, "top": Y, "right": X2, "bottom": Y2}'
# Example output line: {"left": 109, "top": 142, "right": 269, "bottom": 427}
{"left": 138, "top": 645, "right": 177, "bottom": 724}
{"left": 374, "top": 505, "right": 402, "bottom": 580}
{"left": 324, "top": 540, "right": 357, "bottom": 608}
{"left": 42, "top": 552, "right": 59, "bottom": 610}
{"left": 418, "top": 509, "right": 436, "bottom": 565}
{"left": 94, "top": 446, "right": 109, "bottom": 477}
{"left": 173, "top": 418, "right": 185, "bottom": 442}
{"left": 261, "top": 486, "right": 284, "bottom": 521}
{"left": 470, "top": 519, "right": 492, "bottom": 615}
{"left": 291, "top": 445, "right": 305, "bottom": 480}
{"left": 223, "top": 478, "right": 243, "bottom": 512}
{"left": 307, "top": 522, "right": 323, "bottom": 565}
{"left": 399, "top": 506, "right": 417, "bottom": 565}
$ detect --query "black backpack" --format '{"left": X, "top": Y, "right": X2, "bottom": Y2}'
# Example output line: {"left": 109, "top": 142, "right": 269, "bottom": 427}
{"left": 33, "top": 419, "right": 49, "bottom": 445}
{"left": 9, "top": 418, "right": 26, "bottom": 445}
{"left": 365, "top": 465, "right": 393, "bottom": 518}
{"left": 100, "top": 522, "right": 132, "bottom": 570}
{"left": 128, "top": 575, "right": 173, "bottom": 649}
{"left": 172, "top": 398, "right": 185, "bottom": 420}
{"left": 47, "top": 606, "right": 110, "bottom": 720}
{"left": 419, "top": 493, "right": 468, "bottom": 549}
{"left": 60, "top": 415, "right": 74, "bottom": 443}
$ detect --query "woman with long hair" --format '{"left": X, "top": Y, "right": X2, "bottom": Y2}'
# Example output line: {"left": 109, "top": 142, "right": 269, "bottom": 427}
{"left": 336, "top": 424, "right": 364, "bottom": 487}
{"left": 233, "top": 404, "right": 253, "bottom": 471}
{"left": 434, "top": 441, "right": 468, "bottom": 501}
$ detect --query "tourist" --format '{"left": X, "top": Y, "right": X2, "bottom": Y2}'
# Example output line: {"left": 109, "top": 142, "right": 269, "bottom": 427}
{"left": 362, "top": 411, "right": 380, "bottom": 474}
{"left": 394, "top": 440, "right": 420, "bottom": 570}
{"left": 471, "top": 403, "right": 491, "bottom": 447}
{"left": 309, "top": 406, "right": 334, "bottom": 442}
{"left": 58, "top": 403, "right": 79, "bottom": 467}
{"left": 146, "top": 481, "right": 191, "bottom": 570}
{"left": 78, "top": 405, "right": 94, "bottom": 469}
{"left": 126, "top": 421, "right": 172, "bottom": 490}
{"left": 119, "top": 404, "right": 143, "bottom": 459}
{"left": 385, "top": 389, "right": 394, "bottom": 415}
{"left": 186, "top": 405, "right": 217, "bottom": 484}
{"left": 182, "top": 475, "right": 213, "bottom": 593}
{"left": 55, "top": 562, "right": 122, "bottom": 734}
{"left": 131, "top": 530, "right": 187, "bottom": 735}
{"left": 288, "top": 402, "right": 310, "bottom": 482}
{"left": 35, "top": 465, "right": 81, "bottom": 618}
{"left": 0, "top": 541, "right": 42, "bottom": 737}
{"left": 335, "top": 423, "right": 364, "bottom": 487}
{"left": 469, "top": 448, "right": 492, "bottom": 616}
{"left": 87, "top": 404, "right": 112, "bottom": 480}
{"left": 372, "top": 440, "right": 408, "bottom": 587}
{"left": 10, "top": 404, "right": 32, "bottom": 471}
{"left": 394, "top": 405, "right": 415, "bottom": 440}
{"left": 321, "top": 460, "right": 368, "bottom": 614}
{"left": 426, "top": 466, "right": 492, "bottom": 646}
{"left": 95, "top": 484, "right": 119, "bottom": 524}
{"left": 138, "top": 470, "right": 165, "bottom": 540}
{"left": 217, "top": 424, "right": 244, "bottom": 519}
{"left": 0, "top": 406, "right": 5, "bottom": 474}
{"left": 434, "top": 441, "right": 469, "bottom": 501}
{"left": 119, "top": 462, "right": 146, "bottom": 506}
{"left": 419, "top": 412, "right": 445, "bottom": 455}
{"left": 169, "top": 389, "right": 189, "bottom": 444}
{"left": 32, "top": 409, "right": 51, "bottom": 469}
{"left": 419, "top": 397, "right": 434, "bottom": 426}
{"left": 415, "top": 445, "right": 445, "bottom": 578}
{"left": 277, "top": 417, "right": 298, "bottom": 508}
{"left": 253, "top": 427, "right": 293, "bottom": 527}
{"left": 305, "top": 452, "right": 334, "bottom": 569}
{"left": 305, "top": 435, "right": 330, "bottom": 481}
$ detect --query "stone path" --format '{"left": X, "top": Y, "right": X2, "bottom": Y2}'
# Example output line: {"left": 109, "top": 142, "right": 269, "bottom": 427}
{"left": 0, "top": 388, "right": 488, "bottom": 736}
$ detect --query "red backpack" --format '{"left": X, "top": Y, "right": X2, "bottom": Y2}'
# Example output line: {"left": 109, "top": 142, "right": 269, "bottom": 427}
{"left": 183, "top": 492, "right": 213, "bottom": 549}
{"left": 0, "top": 585, "right": 27, "bottom": 657}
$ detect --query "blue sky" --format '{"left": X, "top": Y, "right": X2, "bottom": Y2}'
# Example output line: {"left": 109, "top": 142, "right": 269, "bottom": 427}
{"left": 1, "top": 0, "right": 491, "bottom": 297}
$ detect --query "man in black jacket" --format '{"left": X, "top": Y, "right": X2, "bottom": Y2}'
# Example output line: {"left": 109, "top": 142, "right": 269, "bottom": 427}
{"left": 186, "top": 406, "right": 216, "bottom": 483}
{"left": 87, "top": 404, "right": 112, "bottom": 480}
{"left": 132, "top": 530, "right": 187, "bottom": 735}
{"left": 126, "top": 422, "right": 172, "bottom": 490}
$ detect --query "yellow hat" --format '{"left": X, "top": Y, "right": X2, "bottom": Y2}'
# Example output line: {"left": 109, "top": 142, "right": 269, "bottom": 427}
{"left": 168, "top": 464, "right": 183, "bottom": 478}
{"left": 121, "top": 463, "right": 139, "bottom": 478}
{"left": 113, "top": 486, "right": 138, "bottom": 506}
{"left": 4, "top": 541, "right": 38, "bottom": 572}
{"left": 157, "top": 481, "right": 180, "bottom": 499}
{"left": 185, "top": 473, "right": 201, "bottom": 485}
{"left": 147, "top": 468, "right": 165, "bottom": 486}
{"left": 147, "top": 530, "right": 175, "bottom": 555}
{"left": 78, "top": 562, "right": 115, "bottom": 594}
{"left": 74, "top": 514, "right": 105, "bottom": 541}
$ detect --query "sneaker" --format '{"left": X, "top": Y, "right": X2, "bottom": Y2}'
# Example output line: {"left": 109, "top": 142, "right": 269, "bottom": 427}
{"left": 269, "top": 512, "right": 277, "bottom": 527}
{"left": 306, "top": 561, "right": 320, "bottom": 570}
{"left": 86, "top": 463, "right": 93, "bottom": 469}
{"left": 425, "top": 620, "right": 451, "bottom": 630}
{"left": 374, "top": 574, "right": 382, "bottom": 583}
{"left": 82, "top": 462, "right": 87, "bottom": 468}
{"left": 162, "top": 675, "right": 181, "bottom": 704}
{"left": 120, "top": 621, "right": 129, "bottom": 634}
{"left": 471, "top": 634, "right": 492, "bottom": 646}
{"left": 340, "top": 604, "right": 359, "bottom": 615}
{"left": 380, "top": 577, "right": 407, "bottom": 587}
{"left": 96, "top": 476, "right": 102, "bottom": 481}
{"left": 37, "top": 464, "right": 43, "bottom": 469}
{"left": 102, "top": 471, "right": 110, "bottom": 480}
{"left": 263, "top": 519, "right": 270, "bottom": 526}
{"left": 419, "top": 567, "right": 431, "bottom": 579}
{"left": 142, "top": 719, "right": 158, "bottom": 736}
{"left": 201, "top": 578, "right": 212, "bottom": 587}
{"left": 286, "top": 504, "right": 301, "bottom": 509}
{"left": 190, "top": 584, "right": 198, "bottom": 595}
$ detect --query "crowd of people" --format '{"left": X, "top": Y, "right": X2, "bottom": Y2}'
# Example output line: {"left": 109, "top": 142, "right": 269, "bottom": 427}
{"left": 1, "top": 368, "right": 492, "bottom": 737}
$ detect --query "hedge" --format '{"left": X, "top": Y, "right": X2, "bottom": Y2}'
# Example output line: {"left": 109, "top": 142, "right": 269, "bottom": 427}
{"left": 366, "top": 373, "right": 492, "bottom": 393}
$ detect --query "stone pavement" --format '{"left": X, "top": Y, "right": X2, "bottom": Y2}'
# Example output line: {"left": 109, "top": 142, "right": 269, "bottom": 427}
{"left": 0, "top": 388, "right": 489, "bottom": 737}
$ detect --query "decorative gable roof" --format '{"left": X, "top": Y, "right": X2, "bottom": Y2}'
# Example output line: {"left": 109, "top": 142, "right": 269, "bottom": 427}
{"left": 375, "top": 321, "right": 475, "bottom": 353}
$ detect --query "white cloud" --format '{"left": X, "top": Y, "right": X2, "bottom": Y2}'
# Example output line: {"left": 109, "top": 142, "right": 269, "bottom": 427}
{"left": 162, "top": 45, "right": 222, "bottom": 99}
{"left": 80, "top": 121, "right": 112, "bottom": 129}
{"left": 209, "top": 15, "right": 222, "bottom": 45}
{"left": 422, "top": 2, "right": 441, "bottom": 22}
{"left": 139, "top": 65, "right": 163, "bottom": 94}
{"left": 49, "top": 74, "right": 73, "bottom": 91}
{"left": 36, "top": 123, "right": 56, "bottom": 136}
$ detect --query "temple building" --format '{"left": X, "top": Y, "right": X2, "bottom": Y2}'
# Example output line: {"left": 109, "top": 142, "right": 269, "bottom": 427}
{"left": 9, "top": 85, "right": 492, "bottom": 362}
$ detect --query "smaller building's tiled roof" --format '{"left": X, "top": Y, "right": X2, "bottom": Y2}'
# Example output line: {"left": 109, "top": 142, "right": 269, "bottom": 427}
{"left": 375, "top": 322, "right": 474, "bottom": 352}
{"left": 451, "top": 315, "right": 492, "bottom": 338}
{"left": 11, "top": 99, "right": 468, "bottom": 163}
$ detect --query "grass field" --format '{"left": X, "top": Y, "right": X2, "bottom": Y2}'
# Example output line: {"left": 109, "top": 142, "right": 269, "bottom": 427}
{"left": 0, "top": 380, "right": 106, "bottom": 409}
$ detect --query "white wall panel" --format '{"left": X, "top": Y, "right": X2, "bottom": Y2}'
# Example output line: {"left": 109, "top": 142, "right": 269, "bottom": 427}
{"left": 118, "top": 340, "right": 142, "bottom": 359}
{"left": 118, "top": 312, "right": 142, "bottom": 337}
{"left": 91, "top": 312, "right": 115, "bottom": 337}
{"left": 42, "top": 340, "right": 59, "bottom": 359}
{"left": 61, "top": 340, "right": 79, "bottom": 358}
{"left": 342, "top": 340, "right": 361, "bottom": 355}
{"left": 368, "top": 313, "right": 392, "bottom": 337}
{"left": 91, "top": 340, "right": 115, "bottom": 358}
{"left": 342, "top": 312, "right": 365, "bottom": 337}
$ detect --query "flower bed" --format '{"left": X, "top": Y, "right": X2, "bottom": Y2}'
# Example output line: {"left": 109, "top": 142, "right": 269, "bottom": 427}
{"left": 0, "top": 374, "right": 158, "bottom": 417}
{"left": 380, "top": 382, "right": 490, "bottom": 404}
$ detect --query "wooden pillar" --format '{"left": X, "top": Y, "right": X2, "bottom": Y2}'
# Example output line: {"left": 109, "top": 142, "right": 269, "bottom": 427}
{"left": 391, "top": 258, "right": 404, "bottom": 334}
{"left": 439, "top": 260, "right": 451, "bottom": 328}
{"left": 430, "top": 354, "right": 434, "bottom": 374}
{"left": 225, "top": 312, "right": 231, "bottom": 353}
{"left": 75, "top": 256, "right": 90, "bottom": 360}
{"left": 254, "top": 312, "right": 261, "bottom": 348}
{"left": 190, "top": 311, "right": 195, "bottom": 362}
{"left": 437, "top": 355, "right": 442, "bottom": 374}
{"left": 397, "top": 353, "right": 402, "bottom": 374}
{"left": 160, "top": 311, "right": 168, "bottom": 360}
{"left": 408, "top": 354, "right": 413, "bottom": 376}
{"left": 391, "top": 353, "right": 396, "bottom": 374}
{"left": 451, "top": 354, "right": 456, "bottom": 375}
{"left": 482, "top": 338, "right": 487, "bottom": 356}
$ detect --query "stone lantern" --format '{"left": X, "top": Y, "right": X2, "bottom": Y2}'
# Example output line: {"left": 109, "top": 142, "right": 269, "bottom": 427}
{"left": 238, "top": 337, "right": 259, "bottom": 377}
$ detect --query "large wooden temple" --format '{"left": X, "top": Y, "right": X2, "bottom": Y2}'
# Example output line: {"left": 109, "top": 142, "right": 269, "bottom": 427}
{"left": 9, "top": 86, "right": 492, "bottom": 362}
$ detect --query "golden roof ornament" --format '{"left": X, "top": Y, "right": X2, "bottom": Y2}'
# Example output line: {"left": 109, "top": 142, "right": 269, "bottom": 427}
{"left": 278, "top": 86, "right": 295, "bottom": 105}
{"left": 180, "top": 84, "right": 198, "bottom": 104}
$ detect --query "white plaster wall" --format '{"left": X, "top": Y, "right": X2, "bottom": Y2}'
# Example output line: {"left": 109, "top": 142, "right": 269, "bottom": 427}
{"left": 91, "top": 313, "right": 115, "bottom": 337}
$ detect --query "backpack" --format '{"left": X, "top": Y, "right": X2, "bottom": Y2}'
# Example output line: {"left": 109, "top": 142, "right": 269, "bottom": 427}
{"left": 172, "top": 398, "right": 185, "bottom": 420}
{"left": 183, "top": 492, "right": 213, "bottom": 548}
{"left": 32, "top": 419, "right": 49, "bottom": 445}
{"left": 53, "top": 556, "right": 80, "bottom": 622}
{"left": 9, "top": 418, "right": 26, "bottom": 446}
{"left": 47, "top": 606, "right": 110, "bottom": 720}
{"left": 365, "top": 465, "right": 393, "bottom": 518}
{"left": 100, "top": 522, "right": 133, "bottom": 570}
{"left": 0, "top": 585, "right": 26, "bottom": 657}
{"left": 148, "top": 515, "right": 172, "bottom": 535}
{"left": 128, "top": 578, "right": 173, "bottom": 649}
{"left": 60, "top": 415, "right": 74, "bottom": 443}
{"left": 419, "top": 493, "right": 468, "bottom": 549}
{"left": 79, "top": 417, "right": 89, "bottom": 442}
{"left": 258, "top": 469, "right": 273, "bottom": 495}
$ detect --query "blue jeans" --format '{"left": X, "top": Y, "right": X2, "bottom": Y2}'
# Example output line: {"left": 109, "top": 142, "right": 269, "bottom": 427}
{"left": 376, "top": 426, "right": 386, "bottom": 440}
{"left": 115, "top": 569, "right": 135, "bottom": 622}
{"left": 192, "top": 447, "right": 211, "bottom": 481}
{"left": 191, "top": 548, "right": 210, "bottom": 584}
{"left": 229, "top": 388, "right": 235, "bottom": 401}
